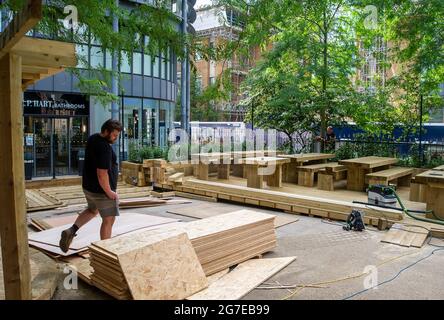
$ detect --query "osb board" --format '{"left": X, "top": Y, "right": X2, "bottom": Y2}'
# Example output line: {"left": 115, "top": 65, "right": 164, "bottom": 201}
{"left": 206, "top": 268, "right": 229, "bottom": 286}
{"left": 117, "top": 232, "right": 208, "bottom": 300}
{"left": 93, "top": 210, "right": 275, "bottom": 256}
{"left": 166, "top": 203, "right": 298, "bottom": 228}
{"left": 28, "top": 213, "right": 180, "bottom": 250}
{"left": 188, "top": 257, "right": 296, "bottom": 300}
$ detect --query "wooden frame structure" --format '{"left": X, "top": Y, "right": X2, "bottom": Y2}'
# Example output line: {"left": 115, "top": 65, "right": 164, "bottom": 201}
{"left": 0, "top": 0, "right": 77, "bottom": 299}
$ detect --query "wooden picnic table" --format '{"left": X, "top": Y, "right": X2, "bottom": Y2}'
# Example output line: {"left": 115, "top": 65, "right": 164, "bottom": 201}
{"left": 278, "top": 153, "right": 335, "bottom": 183}
{"left": 237, "top": 156, "right": 290, "bottom": 189}
{"left": 338, "top": 156, "right": 398, "bottom": 191}
{"left": 433, "top": 165, "right": 444, "bottom": 171}
{"left": 191, "top": 150, "right": 278, "bottom": 180}
{"left": 414, "top": 170, "right": 444, "bottom": 220}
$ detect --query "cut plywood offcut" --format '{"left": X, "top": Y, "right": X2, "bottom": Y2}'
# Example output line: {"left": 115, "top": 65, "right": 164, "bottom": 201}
{"left": 118, "top": 232, "right": 208, "bottom": 300}
{"left": 381, "top": 223, "right": 430, "bottom": 248}
{"left": 188, "top": 257, "right": 296, "bottom": 300}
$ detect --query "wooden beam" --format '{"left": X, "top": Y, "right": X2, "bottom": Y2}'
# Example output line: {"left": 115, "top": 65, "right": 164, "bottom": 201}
{"left": 22, "top": 65, "right": 52, "bottom": 74}
{"left": 0, "top": 0, "right": 42, "bottom": 60}
{"left": 12, "top": 38, "right": 77, "bottom": 69}
{"left": 0, "top": 53, "right": 31, "bottom": 300}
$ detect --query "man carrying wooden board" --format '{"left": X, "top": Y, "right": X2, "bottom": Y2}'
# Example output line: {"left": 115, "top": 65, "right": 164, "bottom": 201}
{"left": 59, "top": 119, "right": 123, "bottom": 252}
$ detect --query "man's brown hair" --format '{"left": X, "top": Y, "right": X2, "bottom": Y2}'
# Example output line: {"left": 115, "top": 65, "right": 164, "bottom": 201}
{"left": 101, "top": 119, "right": 122, "bottom": 133}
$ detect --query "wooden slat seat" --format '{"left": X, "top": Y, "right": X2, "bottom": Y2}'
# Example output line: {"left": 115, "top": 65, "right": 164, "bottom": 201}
{"left": 366, "top": 167, "right": 414, "bottom": 186}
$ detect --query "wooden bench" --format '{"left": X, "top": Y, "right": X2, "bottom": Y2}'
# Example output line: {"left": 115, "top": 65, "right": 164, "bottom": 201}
{"left": 318, "top": 165, "right": 348, "bottom": 191}
{"left": 297, "top": 162, "right": 342, "bottom": 187}
{"left": 366, "top": 167, "right": 414, "bottom": 187}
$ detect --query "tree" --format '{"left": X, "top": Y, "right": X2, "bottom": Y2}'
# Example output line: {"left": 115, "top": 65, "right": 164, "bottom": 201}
{"left": 221, "top": 0, "right": 363, "bottom": 150}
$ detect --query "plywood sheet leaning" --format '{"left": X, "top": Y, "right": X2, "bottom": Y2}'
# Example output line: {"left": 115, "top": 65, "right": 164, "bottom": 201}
{"left": 381, "top": 223, "right": 430, "bottom": 248}
{"left": 188, "top": 257, "right": 296, "bottom": 300}
{"left": 118, "top": 231, "right": 208, "bottom": 300}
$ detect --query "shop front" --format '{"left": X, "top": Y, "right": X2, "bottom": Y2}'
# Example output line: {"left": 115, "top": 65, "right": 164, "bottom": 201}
{"left": 23, "top": 92, "right": 89, "bottom": 179}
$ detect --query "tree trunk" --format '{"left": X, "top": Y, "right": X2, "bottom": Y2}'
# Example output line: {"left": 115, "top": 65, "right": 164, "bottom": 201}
{"left": 320, "top": 9, "right": 328, "bottom": 152}
{"left": 285, "top": 132, "right": 294, "bottom": 154}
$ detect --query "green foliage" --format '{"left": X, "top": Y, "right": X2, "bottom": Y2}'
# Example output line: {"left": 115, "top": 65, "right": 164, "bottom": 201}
{"left": 1, "top": 0, "right": 186, "bottom": 105}
{"left": 128, "top": 143, "right": 169, "bottom": 163}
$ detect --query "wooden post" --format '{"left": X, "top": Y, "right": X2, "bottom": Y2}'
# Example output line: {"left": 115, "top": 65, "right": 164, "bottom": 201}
{"left": 0, "top": 53, "right": 32, "bottom": 300}
{"left": 266, "top": 164, "right": 283, "bottom": 187}
{"left": 245, "top": 164, "right": 263, "bottom": 189}
{"left": 217, "top": 164, "right": 230, "bottom": 180}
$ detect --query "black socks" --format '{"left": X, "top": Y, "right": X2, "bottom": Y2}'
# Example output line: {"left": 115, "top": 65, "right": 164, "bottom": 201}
{"left": 70, "top": 224, "right": 79, "bottom": 234}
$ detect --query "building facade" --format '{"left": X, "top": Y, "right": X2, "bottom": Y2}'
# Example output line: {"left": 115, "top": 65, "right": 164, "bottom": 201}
{"left": 1, "top": 0, "right": 182, "bottom": 178}
{"left": 192, "top": 4, "right": 264, "bottom": 121}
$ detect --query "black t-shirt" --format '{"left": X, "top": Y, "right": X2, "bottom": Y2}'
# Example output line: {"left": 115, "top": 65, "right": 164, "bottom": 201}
{"left": 82, "top": 133, "right": 118, "bottom": 194}
{"left": 326, "top": 132, "right": 336, "bottom": 141}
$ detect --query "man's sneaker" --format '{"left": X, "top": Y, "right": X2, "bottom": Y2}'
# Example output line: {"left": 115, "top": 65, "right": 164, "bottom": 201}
{"left": 59, "top": 228, "right": 76, "bottom": 253}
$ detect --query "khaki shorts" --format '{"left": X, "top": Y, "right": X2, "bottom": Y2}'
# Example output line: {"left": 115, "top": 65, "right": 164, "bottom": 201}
{"left": 83, "top": 188, "right": 120, "bottom": 218}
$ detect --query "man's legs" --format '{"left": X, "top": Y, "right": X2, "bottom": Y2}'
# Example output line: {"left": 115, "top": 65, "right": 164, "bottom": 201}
{"left": 74, "top": 207, "right": 99, "bottom": 228}
{"left": 59, "top": 207, "right": 98, "bottom": 253}
{"left": 100, "top": 216, "right": 115, "bottom": 240}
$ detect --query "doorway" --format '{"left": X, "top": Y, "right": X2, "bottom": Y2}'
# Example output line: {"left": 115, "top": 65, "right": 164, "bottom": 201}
{"left": 23, "top": 116, "right": 88, "bottom": 178}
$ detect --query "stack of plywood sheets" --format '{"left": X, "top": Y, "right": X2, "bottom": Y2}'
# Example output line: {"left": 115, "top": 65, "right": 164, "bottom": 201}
{"left": 90, "top": 230, "right": 208, "bottom": 300}
{"left": 89, "top": 209, "right": 276, "bottom": 299}
{"left": 381, "top": 223, "right": 430, "bottom": 248}
{"left": 26, "top": 189, "right": 64, "bottom": 212}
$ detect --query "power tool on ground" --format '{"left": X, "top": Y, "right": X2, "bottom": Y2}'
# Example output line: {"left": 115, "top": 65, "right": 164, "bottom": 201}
{"left": 343, "top": 209, "right": 365, "bottom": 231}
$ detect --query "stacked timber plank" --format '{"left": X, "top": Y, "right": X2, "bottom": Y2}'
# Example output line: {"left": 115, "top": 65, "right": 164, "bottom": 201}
{"left": 181, "top": 179, "right": 404, "bottom": 223}
{"left": 121, "top": 161, "right": 145, "bottom": 186}
{"left": 142, "top": 159, "right": 191, "bottom": 186}
{"left": 26, "top": 189, "right": 64, "bottom": 212}
{"left": 89, "top": 209, "right": 276, "bottom": 299}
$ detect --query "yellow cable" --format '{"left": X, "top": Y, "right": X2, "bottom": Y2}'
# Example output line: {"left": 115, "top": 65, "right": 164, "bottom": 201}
{"left": 281, "top": 249, "right": 421, "bottom": 300}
